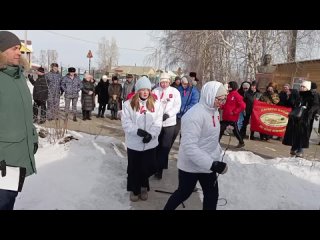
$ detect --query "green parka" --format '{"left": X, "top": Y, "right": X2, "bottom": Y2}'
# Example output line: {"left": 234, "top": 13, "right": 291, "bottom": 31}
{"left": 0, "top": 56, "right": 38, "bottom": 176}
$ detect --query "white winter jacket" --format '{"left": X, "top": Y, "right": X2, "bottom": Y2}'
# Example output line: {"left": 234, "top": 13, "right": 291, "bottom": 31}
{"left": 177, "top": 81, "right": 224, "bottom": 173}
{"left": 121, "top": 97, "right": 163, "bottom": 151}
{"left": 152, "top": 86, "right": 181, "bottom": 127}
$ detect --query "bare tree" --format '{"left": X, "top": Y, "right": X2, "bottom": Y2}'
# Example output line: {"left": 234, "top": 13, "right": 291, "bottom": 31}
{"left": 39, "top": 50, "right": 47, "bottom": 68}
{"left": 96, "top": 37, "right": 110, "bottom": 72}
{"left": 47, "top": 50, "right": 59, "bottom": 66}
{"left": 149, "top": 30, "right": 320, "bottom": 85}
{"left": 109, "top": 37, "right": 119, "bottom": 69}
{"left": 31, "top": 53, "right": 39, "bottom": 65}
{"left": 96, "top": 37, "right": 119, "bottom": 73}
{"left": 38, "top": 49, "right": 58, "bottom": 69}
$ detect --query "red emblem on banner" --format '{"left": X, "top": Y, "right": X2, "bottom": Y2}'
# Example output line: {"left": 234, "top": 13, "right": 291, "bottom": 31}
{"left": 250, "top": 100, "right": 291, "bottom": 137}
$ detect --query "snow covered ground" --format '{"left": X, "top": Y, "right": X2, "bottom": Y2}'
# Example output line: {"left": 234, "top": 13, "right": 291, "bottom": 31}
{"left": 216, "top": 151, "right": 320, "bottom": 210}
{"left": 14, "top": 128, "right": 320, "bottom": 210}
{"left": 14, "top": 130, "right": 130, "bottom": 210}
{"left": 22, "top": 81, "right": 320, "bottom": 210}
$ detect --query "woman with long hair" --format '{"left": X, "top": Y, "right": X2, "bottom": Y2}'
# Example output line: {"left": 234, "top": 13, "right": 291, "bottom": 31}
{"left": 121, "top": 76, "right": 163, "bottom": 202}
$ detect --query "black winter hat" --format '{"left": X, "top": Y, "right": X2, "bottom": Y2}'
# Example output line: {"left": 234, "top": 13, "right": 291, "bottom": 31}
{"left": 311, "top": 82, "right": 317, "bottom": 90}
{"left": 189, "top": 72, "right": 196, "bottom": 78}
{"left": 0, "top": 31, "right": 21, "bottom": 52}
{"left": 68, "top": 67, "right": 76, "bottom": 73}
{"left": 228, "top": 81, "right": 239, "bottom": 91}
{"left": 51, "top": 63, "right": 59, "bottom": 68}
{"left": 37, "top": 67, "right": 45, "bottom": 73}
{"left": 112, "top": 76, "right": 118, "bottom": 81}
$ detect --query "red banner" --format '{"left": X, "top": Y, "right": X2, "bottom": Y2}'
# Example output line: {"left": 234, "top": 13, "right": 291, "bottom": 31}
{"left": 250, "top": 100, "right": 291, "bottom": 137}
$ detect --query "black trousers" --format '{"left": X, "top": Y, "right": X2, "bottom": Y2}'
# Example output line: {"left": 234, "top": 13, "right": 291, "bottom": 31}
{"left": 219, "top": 120, "right": 244, "bottom": 144}
{"left": 33, "top": 100, "right": 47, "bottom": 121}
{"left": 82, "top": 110, "right": 92, "bottom": 120}
{"left": 240, "top": 113, "right": 251, "bottom": 138}
{"left": 164, "top": 169, "right": 219, "bottom": 210}
{"left": 98, "top": 103, "right": 107, "bottom": 116}
{"left": 0, "top": 189, "right": 18, "bottom": 210}
{"left": 127, "top": 147, "right": 157, "bottom": 195}
{"left": 308, "top": 117, "right": 315, "bottom": 140}
{"left": 172, "top": 118, "right": 182, "bottom": 147}
{"left": 156, "top": 125, "right": 176, "bottom": 171}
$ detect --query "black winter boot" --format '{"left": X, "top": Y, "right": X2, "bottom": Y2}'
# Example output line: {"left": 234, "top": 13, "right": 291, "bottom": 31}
{"left": 250, "top": 132, "right": 255, "bottom": 140}
{"left": 114, "top": 111, "right": 118, "bottom": 120}
{"left": 154, "top": 170, "right": 163, "bottom": 180}
{"left": 101, "top": 110, "right": 105, "bottom": 118}
{"left": 87, "top": 111, "right": 92, "bottom": 120}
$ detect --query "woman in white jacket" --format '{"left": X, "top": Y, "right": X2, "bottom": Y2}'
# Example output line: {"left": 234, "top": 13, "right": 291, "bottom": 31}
{"left": 152, "top": 72, "right": 181, "bottom": 179}
{"left": 164, "top": 81, "right": 228, "bottom": 210}
{"left": 121, "top": 76, "right": 163, "bottom": 202}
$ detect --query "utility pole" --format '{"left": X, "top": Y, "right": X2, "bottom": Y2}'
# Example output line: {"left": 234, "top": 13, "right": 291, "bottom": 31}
{"left": 24, "top": 30, "right": 28, "bottom": 62}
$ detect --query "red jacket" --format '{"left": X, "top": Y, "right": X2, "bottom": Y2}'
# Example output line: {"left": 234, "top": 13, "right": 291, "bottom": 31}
{"left": 221, "top": 90, "right": 246, "bottom": 122}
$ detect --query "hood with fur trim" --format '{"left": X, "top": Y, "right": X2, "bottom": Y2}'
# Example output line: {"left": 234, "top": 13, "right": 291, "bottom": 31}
{"left": 0, "top": 51, "right": 30, "bottom": 71}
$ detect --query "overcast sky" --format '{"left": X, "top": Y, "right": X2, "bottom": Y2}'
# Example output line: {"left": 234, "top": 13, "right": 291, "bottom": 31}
{"left": 8, "top": 30, "right": 155, "bottom": 70}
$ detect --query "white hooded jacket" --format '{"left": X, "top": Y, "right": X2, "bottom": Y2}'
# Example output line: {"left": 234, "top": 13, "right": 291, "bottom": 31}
{"left": 121, "top": 97, "right": 163, "bottom": 151}
{"left": 152, "top": 86, "right": 181, "bottom": 127}
{"left": 177, "top": 81, "right": 224, "bottom": 173}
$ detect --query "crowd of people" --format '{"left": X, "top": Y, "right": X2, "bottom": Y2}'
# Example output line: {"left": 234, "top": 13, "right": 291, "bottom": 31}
{"left": 1, "top": 30, "right": 320, "bottom": 210}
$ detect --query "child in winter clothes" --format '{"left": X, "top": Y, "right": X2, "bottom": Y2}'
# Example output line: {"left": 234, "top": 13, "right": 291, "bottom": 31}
{"left": 108, "top": 76, "right": 122, "bottom": 120}
{"left": 109, "top": 94, "right": 119, "bottom": 120}
{"left": 121, "top": 76, "right": 163, "bottom": 202}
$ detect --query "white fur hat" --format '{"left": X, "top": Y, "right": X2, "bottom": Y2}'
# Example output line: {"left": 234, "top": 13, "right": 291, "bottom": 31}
{"left": 102, "top": 75, "right": 108, "bottom": 80}
{"left": 135, "top": 76, "right": 152, "bottom": 92}
{"left": 301, "top": 80, "right": 311, "bottom": 91}
{"left": 160, "top": 72, "right": 171, "bottom": 82}
{"left": 181, "top": 77, "right": 189, "bottom": 84}
{"left": 216, "top": 84, "right": 228, "bottom": 97}
{"left": 242, "top": 82, "right": 250, "bottom": 89}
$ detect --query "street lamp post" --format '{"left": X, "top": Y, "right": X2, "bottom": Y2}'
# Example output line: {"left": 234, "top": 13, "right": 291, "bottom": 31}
{"left": 87, "top": 50, "right": 93, "bottom": 74}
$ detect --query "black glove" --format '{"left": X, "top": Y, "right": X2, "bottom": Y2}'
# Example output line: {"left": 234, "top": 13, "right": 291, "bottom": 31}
{"left": 315, "top": 114, "right": 320, "bottom": 121}
{"left": 137, "top": 128, "right": 148, "bottom": 137}
{"left": 210, "top": 161, "right": 228, "bottom": 174}
{"left": 163, "top": 113, "right": 169, "bottom": 121}
{"left": 28, "top": 74, "right": 33, "bottom": 81}
{"left": 142, "top": 133, "right": 152, "bottom": 143}
{"left": 34, "top": 143, "right": 38, "bottom": 154}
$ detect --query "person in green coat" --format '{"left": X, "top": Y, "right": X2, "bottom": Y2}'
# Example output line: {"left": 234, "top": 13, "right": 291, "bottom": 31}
{"left": 0, "top": 31, "right": 38, "bottom": 210}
